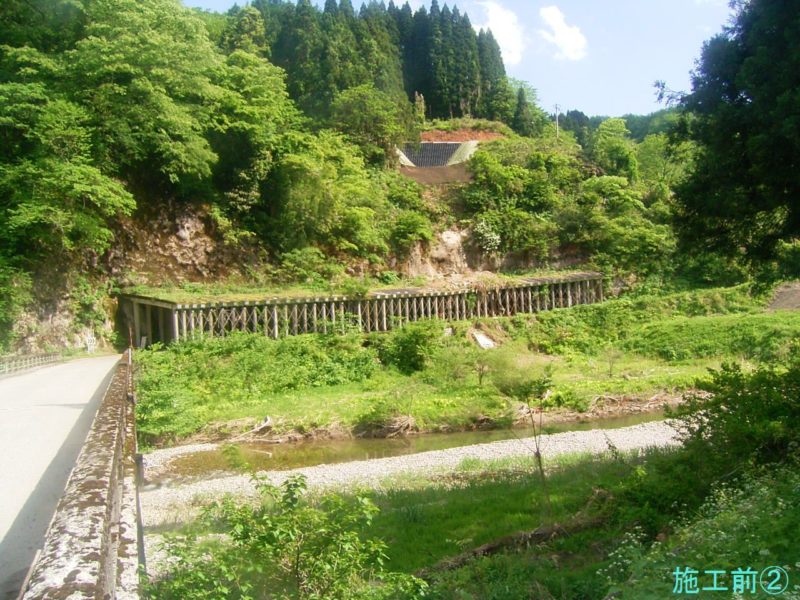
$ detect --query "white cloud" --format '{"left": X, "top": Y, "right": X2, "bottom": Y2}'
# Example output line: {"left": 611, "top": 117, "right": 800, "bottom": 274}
{"left": 474, "top": 1, "right": 526, "bottom": 66}
{"left": 538, "top": 5, "right": 587, "bottom": 61}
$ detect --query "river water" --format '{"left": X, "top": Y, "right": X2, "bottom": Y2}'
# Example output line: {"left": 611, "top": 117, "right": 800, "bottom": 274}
{"left": 149, "top": 410, "right": 665, "bottom": 484}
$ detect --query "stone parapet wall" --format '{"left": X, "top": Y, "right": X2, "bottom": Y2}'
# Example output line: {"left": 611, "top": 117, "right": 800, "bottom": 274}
{"left": 21, "top": 352, "right": 141, "bottom": 600}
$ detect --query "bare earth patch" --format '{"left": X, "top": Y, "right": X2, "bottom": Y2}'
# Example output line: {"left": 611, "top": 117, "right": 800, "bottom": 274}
{"left": 421, "top": 129, "right": 505, "bottom": 142}
{"left": 769, "top": 281, "right": 800, "bottom": 310}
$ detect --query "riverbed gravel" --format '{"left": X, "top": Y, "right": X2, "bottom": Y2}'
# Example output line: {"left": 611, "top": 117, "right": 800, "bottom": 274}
{"left": 140, "top": 420, "right": 681, "bottom": 528}
{"left": 142, "top": 442, "right": 220, "bottom": 476}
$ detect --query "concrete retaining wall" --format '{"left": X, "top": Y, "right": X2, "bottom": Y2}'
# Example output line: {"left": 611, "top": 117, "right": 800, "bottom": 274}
{"left": 120, "top": 273, "right": 605, "bottom": 348}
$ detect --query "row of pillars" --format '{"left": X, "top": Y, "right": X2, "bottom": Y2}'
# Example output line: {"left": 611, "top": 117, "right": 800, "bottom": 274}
{"left": 123, "top": 277, "right": 604, "bottom": 348}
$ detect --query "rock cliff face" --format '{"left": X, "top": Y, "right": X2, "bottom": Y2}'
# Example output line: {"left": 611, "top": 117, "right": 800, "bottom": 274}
{"left": 108, "top": 203, "right": 258, "bottom": 286}
{"left": 11, "top": 204, "right": 261, "bottom": 352}
{"left": 9, "top": 193, "right": 592, "bottom": 351}
{"left": 399, "top": 226, "right": 586, "bottom": 283}
{"left": 403, "top": 228, "right": 471, "bottom": 278}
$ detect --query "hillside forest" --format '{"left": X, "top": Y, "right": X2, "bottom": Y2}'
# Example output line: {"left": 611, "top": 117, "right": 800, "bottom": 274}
{"left": 3, "top": 0, "right": 800, "bottom": 598}
{"left": 5, "top": 0, "right": 796, "bottom": 350}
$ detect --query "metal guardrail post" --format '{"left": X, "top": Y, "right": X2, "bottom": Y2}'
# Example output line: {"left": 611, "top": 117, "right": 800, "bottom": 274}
{"left": 0, "top": 353, "right": 62, "bottom": 376}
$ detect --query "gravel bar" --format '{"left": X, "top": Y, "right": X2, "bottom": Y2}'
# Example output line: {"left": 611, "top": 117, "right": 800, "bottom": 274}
{"left": 143, "top": 442, "right": 219, "bottom": 476}
{"left": 140, "top": 421, "right": 680, "bottom": 528}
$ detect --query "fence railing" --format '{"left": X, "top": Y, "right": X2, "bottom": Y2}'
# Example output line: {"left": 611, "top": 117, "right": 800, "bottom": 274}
{"left": 119, "top": 273, "right": 605, "bottom": 348}
{"left": 0, "top": 353, "right": 61, "bottom": 375}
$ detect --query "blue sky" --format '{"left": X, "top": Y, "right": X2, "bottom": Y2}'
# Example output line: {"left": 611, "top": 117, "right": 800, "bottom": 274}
{"left": 183, "top": 0, "right": 734, "bottom": 116}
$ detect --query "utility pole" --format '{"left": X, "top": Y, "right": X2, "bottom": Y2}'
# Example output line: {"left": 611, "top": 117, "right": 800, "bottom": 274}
{"left": 554, "top": 104, "right": 561, "bottom": 140}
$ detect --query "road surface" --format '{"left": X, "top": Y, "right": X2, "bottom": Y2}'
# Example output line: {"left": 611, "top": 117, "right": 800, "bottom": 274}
{"left": 0, "top": 355, "right": 120, "bottom": 600}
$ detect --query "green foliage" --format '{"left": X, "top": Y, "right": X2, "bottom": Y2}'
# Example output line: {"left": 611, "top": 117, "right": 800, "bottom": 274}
{"left": 676, "top": 0, "right": 800, "bottom": 262}
{"left": 209, "top": 49, "right": 298, "bottom": 223}
{"left": 556, "top": 177, "right": 676, "bottom": 276}
{"left": 335, "top": 206, "right": 390, "bottom": 258}
{"left": 516, "top": 285, "right": 764, "bottom": 356}
{"left": 464, "top": 139, "right": 564, "bottom": 215}
{"left": 425, "top": 117, "right": 513, "bottom": 136}
{"left": 134, "top": 285, "right": 773, "bottom": 447}
{"left": 1, "top": 158, "right": 135, "bottom": 256}
{"left": 613, "top": 466, "right": 800, "bottom": 599}
{"left": 459, "top": 132, "right": 684, "bottom": 276}
{"left": 476, "top": 30, "right": 514, "bottom": 123}
{"left": 511, "top": 86, "right": 546, "bottom": 137}
{"left": 219, "top": 6, "right": 267, "bottom": 56}
{"left": 590, "top": 118, "right": 639, "bottom": 182}
{"left": 69, "top": 275, "right": 109, "bottom": 332}
{"left": 0, "top": 74, "right": 135, "bottom": 260}
{"left": 492, "top": 362, "right": 552, "bottom": 405}
{"left": 148, "top": 475, "right": 427, "bottom": 599}
{"left": 622, "top": 108, "right": 679, "bottom": 142}
{"left": 265, "top": 130, "right": 390, "bottom": 255}
{"left": 373, "top": 170, "right": 425, "bottom": 212}
{"left": 559, "top": 109, "right": 592, "bottom": 148}
{"left": 622, "top": 312, "right": 800, "bottom": 362}
{"left": 776, "top": 240, "right": 800, "bottom": 279}
{"left": 275, "top": 247, "right": 344, "bottom": 286}
{"left": 330, "top": 84, "right": 416, "bottom": 167}
{"left": 752, "top": 239, "right": 800, "bottom": 285}
{"left": 0, "top": 260, "right": 31, "bottom": 351}
{"left": 635, "top": 133, "right": 694, "bottom": 204}
{"left": 475, "top": 207, "right": 557, "bottom": 257}
{"left": 135, "top": 332, "right": 378, "bottom": 447}
{"left": 0, "top": 0, "right": 85, "bottom": 52}
{"left": 471, "top": 219, "right": 501, "bottom": 254}
{"left": 390, "top": 211, "right": 433, "bottom": 255}
{"left": 69, "top": 0, "right": 222, "bottom": 184}
{"left": 374, "top": 320, "right": 443, "bottom": 375}
{"left": 674, "top": 357, "right": 800, "bottom": 465}
{"left": 580, "top": 177, "right": 644, "bottom": 215}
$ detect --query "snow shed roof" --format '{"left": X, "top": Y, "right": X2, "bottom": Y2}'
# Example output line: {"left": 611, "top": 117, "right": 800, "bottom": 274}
{"left": 398, "top": 141, "right": 479, "bottom": 168}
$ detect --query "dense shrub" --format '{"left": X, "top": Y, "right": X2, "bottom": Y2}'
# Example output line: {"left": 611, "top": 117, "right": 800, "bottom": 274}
{"left": 390, "top": 210, "right": 434, "bottom": 255}
{"left": 135, "top": 333, "right": 378, "bottom": 446}
{"left": 373, "top": 320, "right": 444, "bottom": 374}
{"left": 275, "top": 247, "right": 344, "bottom": 285}
{"left": 475, "top": 207, "right": 557, "bottom": 257}
{"left": 148, "top": 475, "right": 427, "bottom": 599}
{"left": 610, "top": 467, "right": 800, "bottom": 598}
{"left": 0, "top": 262, "right": 31, "bottom": 351}
{"left": 674, "top": 357, "right": 800, "bottom": 465}
{"left": 516, "top": 285, "right": 763, "bottom": 356}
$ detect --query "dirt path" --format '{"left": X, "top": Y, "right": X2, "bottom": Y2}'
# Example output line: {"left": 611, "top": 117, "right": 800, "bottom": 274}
{"left": 769, "top": 281, "right": 800, "bottom": 310}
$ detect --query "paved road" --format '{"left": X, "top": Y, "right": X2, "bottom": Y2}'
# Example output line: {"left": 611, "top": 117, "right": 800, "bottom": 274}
{"left": 0, "top": 355, "right": 120, "bottom": 600}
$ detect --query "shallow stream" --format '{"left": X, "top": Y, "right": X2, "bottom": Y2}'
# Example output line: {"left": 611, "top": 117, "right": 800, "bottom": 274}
{"left": 148, "top": 410, "right": 665, "bottom": 484}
